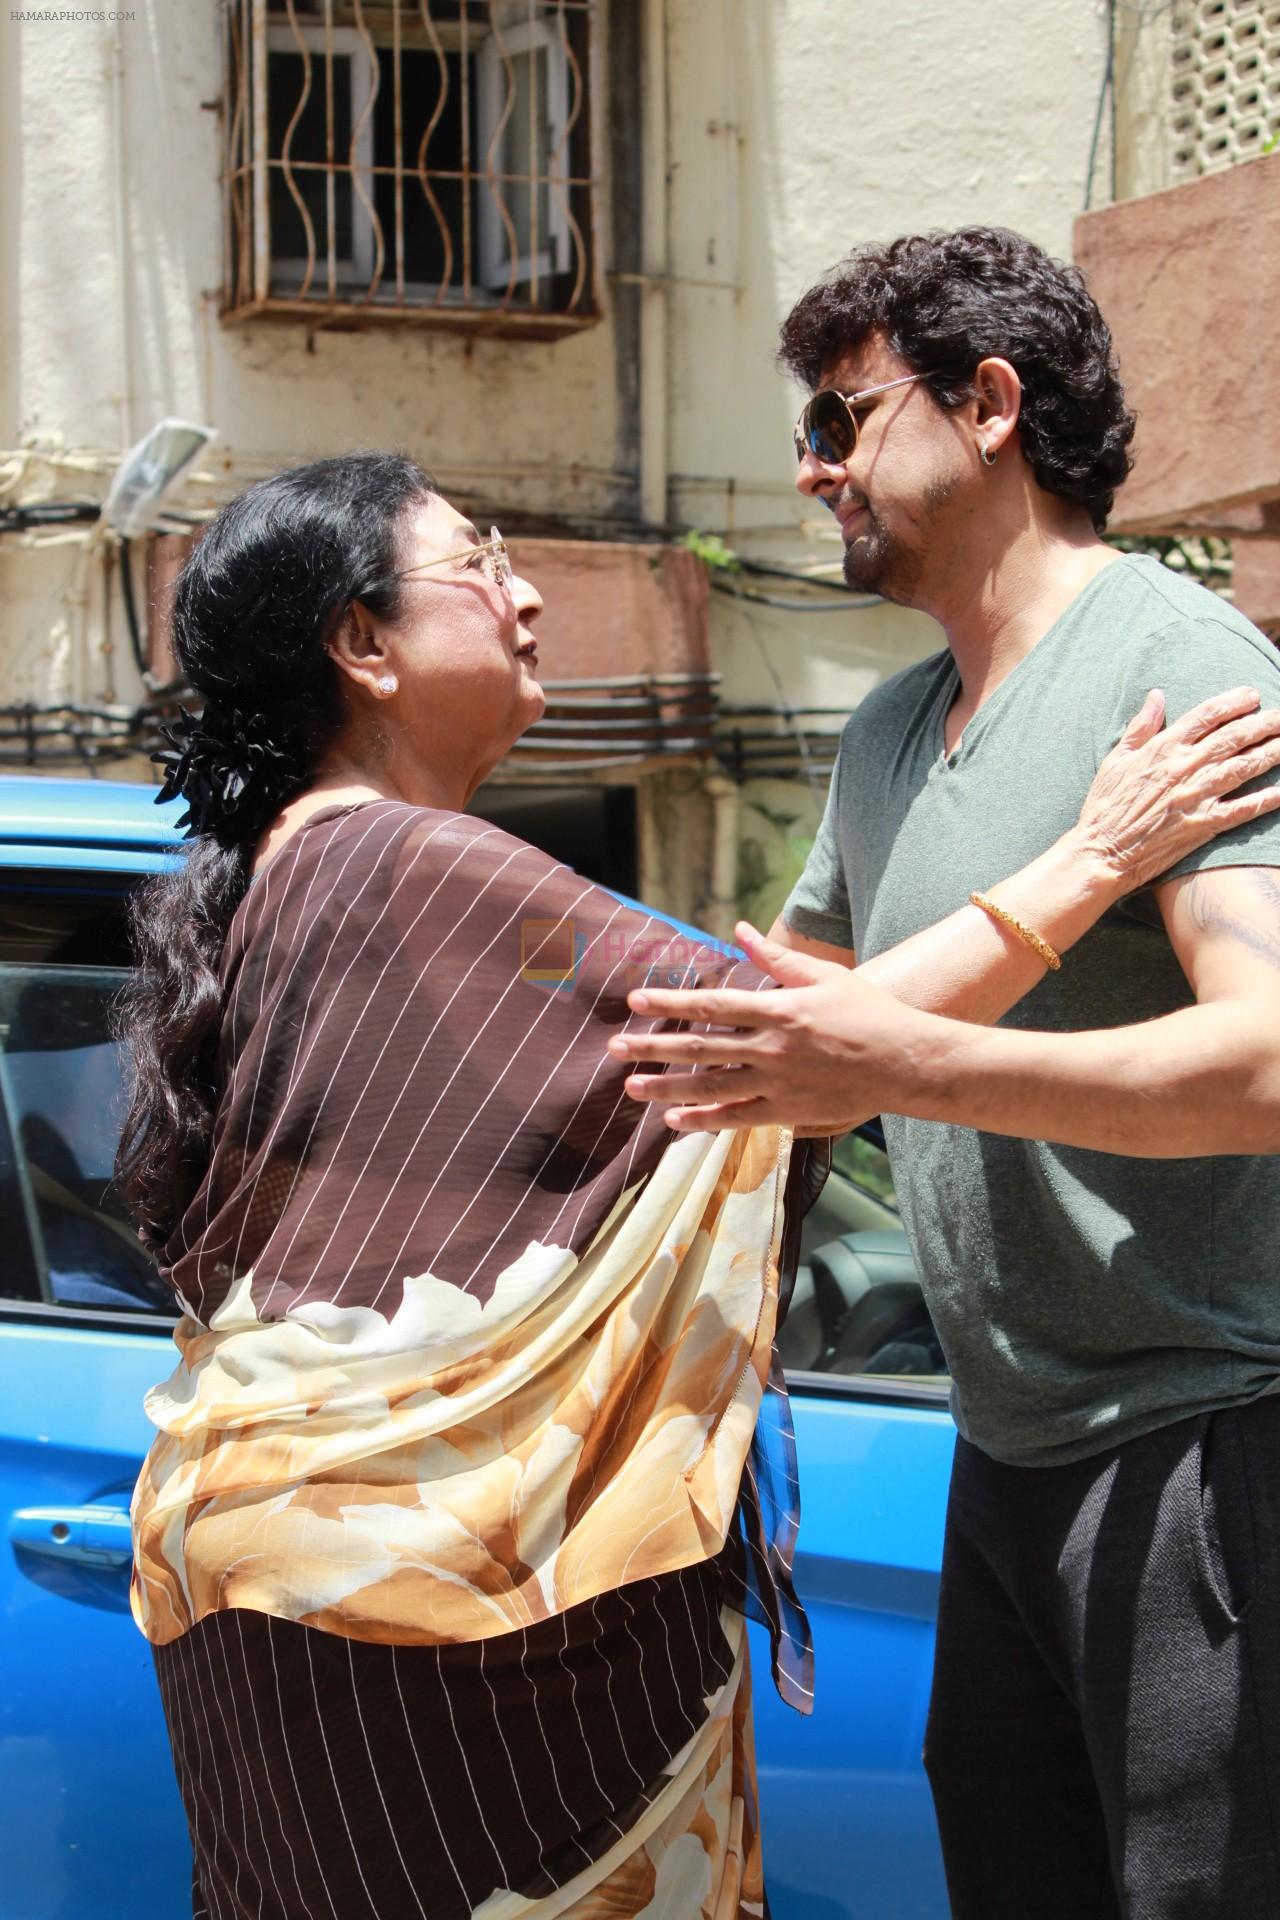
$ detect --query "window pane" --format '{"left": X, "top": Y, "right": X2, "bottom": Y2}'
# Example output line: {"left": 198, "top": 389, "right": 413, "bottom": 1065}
{"left": 500, "top": 45, "right": 552, "bottom": 269}
{"left": 232, "top": 4, "right": 596, "bottom": 321}
{"left": 831, "top": 1130, "right": 898, "bottom": 1212}
{"left": 373, "top": 47, "right": 472, "bottom": 289}
{"left": 0, "top": 966, "right": 170, "bottom": 1315}
{"left": 268, "top": 48, "right": 354, "bottom": 269}
{"left": 779, "top": 1130, "right": 948, "bottom": 1389}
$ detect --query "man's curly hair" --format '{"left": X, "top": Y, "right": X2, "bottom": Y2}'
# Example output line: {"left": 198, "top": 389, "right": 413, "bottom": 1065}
{"left": 778, "top": 227, "right": 1135, "bottom": 534}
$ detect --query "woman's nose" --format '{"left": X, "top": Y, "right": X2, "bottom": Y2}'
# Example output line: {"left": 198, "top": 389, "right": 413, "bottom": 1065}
{"left": 512, "top": 572, "right": 543, "bottom": 622}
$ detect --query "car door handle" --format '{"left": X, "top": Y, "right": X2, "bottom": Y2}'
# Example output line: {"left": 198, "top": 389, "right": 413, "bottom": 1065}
{"left": 10, "top": 1503, "right": 133, "bottom": 1570}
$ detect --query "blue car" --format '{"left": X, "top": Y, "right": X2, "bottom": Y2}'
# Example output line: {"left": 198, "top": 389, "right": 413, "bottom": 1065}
{"left": 0, "top": 777, "right": 954, "bottom": 1920}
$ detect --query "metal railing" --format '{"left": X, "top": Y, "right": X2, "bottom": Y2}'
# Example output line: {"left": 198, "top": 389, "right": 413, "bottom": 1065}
{"left": 487, "top": 675, "right": 720, "bottom": 778}
{"left": 222, "top": 0, "right": 598, "bottom": 335}
{"left": 0, "top": 677, "right": 720, "bottom": 778}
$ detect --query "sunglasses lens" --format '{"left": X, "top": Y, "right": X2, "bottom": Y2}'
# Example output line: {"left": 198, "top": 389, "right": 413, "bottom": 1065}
{"left": 799, "top": 389, "right": 857, "bottom": 465}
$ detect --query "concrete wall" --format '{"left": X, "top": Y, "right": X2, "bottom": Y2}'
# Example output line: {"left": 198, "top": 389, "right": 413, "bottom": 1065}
{"left": 1075, "top": 153, "right": 1280, "bottom": 535}
{"left": 1080, "top": 7, "right": 1280, "bottom": 646}
{"left": 0, "top": 0, "right": 1113, "bottom": 924}
{"left": 662, "top": 0, "right": 1113, "bottom": 925}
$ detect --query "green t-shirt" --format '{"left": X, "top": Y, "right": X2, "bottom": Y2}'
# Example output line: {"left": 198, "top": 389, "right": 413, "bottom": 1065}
{"left": 785, "top": 553, "right": 1280, "bottom": 1466}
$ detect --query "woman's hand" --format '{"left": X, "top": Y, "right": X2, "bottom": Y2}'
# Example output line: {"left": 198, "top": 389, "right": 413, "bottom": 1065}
{"left": 1069, "top": 686, "right": 1280, "bottom": 894}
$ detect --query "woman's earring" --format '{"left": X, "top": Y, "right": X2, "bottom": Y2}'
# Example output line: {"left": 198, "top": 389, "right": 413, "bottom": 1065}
{"left": 980, "top": 444, "right": 998, "bottom": 467}
{"left": 378, "top": 675, "right": 398, "bottom": 695}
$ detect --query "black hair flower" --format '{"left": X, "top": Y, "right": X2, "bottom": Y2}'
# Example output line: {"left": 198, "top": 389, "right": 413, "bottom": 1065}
{"left": 153, "top": 704, "right": 307, "bottom": 847}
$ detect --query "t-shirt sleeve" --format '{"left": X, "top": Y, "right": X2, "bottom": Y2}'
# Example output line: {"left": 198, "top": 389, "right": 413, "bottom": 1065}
{"left": 1112, "top": 612, "right": 1280, "bottom": 889}
{"left": 781, "top": 749, "right": 855, "bottom": 949}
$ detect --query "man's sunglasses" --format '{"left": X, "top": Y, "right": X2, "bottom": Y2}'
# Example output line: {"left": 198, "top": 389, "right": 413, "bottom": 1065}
{"left": 793, "top": 372, "right": 935, "bottom": 466}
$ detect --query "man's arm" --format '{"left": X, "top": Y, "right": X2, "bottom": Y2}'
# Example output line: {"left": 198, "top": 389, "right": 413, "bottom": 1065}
{"left": 767, "top": 916, "right": 856, "bottom": 967}
{"left": 773, "top": 684, "right": 1280, "bottom": 1026}
{"left": 865, "top": 865, "right": 1280, "bottom": 1157}
{"left": 614, "top": 865, "right": 1280, "bottom": 1153}
{"left": 611, "top": 688, "right": 1280, "bottom": 1138}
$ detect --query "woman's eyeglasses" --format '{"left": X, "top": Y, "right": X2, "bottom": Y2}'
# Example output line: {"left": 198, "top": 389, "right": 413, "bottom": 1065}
{"left": 396, "top": 526, "right": 513, "bottom": 590}
{"left": 792, "top": 372, "right": 934, "bottom": 466}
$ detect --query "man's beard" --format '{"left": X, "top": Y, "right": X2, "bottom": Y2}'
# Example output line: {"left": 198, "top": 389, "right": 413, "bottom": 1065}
{"left": 841, "top": 512, "right": 910, "bottom": 598}
{"left": 840, "top": 478, "right": 957, "bottom": 603}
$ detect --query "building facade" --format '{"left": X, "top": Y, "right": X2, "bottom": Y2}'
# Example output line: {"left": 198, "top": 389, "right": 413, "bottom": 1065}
{"left": 1075, "top": 0, "right": 1280, "bottom": 640}
{"left": 0, "top": 0, "right": 1113, "bottom": 931}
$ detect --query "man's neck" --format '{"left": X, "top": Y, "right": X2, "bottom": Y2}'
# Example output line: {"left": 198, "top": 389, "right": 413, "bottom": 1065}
{"left": 928, "top": 505, "right": 1120, "bottom": 736}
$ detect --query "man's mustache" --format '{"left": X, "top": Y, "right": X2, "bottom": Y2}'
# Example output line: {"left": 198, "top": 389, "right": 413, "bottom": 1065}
{"left": 821, "top": 488, "right": 872, "bottom": 521}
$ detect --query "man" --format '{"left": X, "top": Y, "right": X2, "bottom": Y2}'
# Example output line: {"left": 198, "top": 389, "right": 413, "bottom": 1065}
{"left": 607, "top": 227, "right": 1280, "bottom": 1917}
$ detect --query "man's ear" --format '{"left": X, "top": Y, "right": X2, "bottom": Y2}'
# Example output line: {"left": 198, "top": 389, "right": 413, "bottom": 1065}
{"left": 972, "top": 356, "right": 1022, "bottom": 459}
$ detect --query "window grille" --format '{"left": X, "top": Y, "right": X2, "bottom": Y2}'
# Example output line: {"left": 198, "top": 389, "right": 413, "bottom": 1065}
{"left": 1169, "top": 0, "right": 1280, "bottom": 181}
{"left": 221, "top": 0, "right": 598, "bottom": 336}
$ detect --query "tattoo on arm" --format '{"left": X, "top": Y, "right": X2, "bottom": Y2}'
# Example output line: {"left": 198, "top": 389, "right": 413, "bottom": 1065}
{"left": 1186, "top": 870, "right": 1280, "bottom": 973}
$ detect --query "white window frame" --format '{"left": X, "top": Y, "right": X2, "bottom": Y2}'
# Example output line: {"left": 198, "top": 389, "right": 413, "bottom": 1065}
{"left": 476, "top": 18, "right": 571, "bottom": 292}
{"left": 266, "top": 24, "right": 375, "bottom": 289}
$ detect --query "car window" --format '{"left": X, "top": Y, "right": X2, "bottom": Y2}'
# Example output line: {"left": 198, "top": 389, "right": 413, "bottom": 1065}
{"left": 780, "top": 1125, "right": 949, "bottom": 1397}
{"left": 831, "top": 1128, "right": 898, "bottom": 1212}
{"left": 0, "top": 884, "right": 172, "bottom": 1321}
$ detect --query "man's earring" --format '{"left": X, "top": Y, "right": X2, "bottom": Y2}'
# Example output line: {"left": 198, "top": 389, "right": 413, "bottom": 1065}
{"left": 378, "top": 675, "right": 398, "bottom": 695}
{"left": 980, "top": 444, "right": 998, "bottom": 467}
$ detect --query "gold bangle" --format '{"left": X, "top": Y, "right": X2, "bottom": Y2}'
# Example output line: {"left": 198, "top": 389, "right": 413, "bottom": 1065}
{"left": 969, "top": 891, "right": 1062, "bottom": 972}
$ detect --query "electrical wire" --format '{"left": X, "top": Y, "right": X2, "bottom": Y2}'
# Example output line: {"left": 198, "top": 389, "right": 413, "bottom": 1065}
{"left": 0, "top": 502, "right": 101, "bottom": 532}
{"left": 735, "top": 558, "right": 864, "bottom": 595}
{"left": 725, "top": 591, "right": 824, "bottom": 796}
{"left": 712, "top": 578, "right": 883, "bottom": 615}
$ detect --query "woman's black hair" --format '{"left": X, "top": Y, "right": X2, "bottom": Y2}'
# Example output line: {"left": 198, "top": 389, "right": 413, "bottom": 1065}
{"left": 115, "top": 451, "right": 435, "bottom": 1251}
{"left": 777, "top": 226, "right": 1135, "bottom": 533}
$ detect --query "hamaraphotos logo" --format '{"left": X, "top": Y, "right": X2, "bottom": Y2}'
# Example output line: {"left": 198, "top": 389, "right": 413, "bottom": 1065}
{"left": 520, "top": 917, "right": 588, "bottom": 992}
{"left": 521, "top": 917, "right": 737, "bottom": 995}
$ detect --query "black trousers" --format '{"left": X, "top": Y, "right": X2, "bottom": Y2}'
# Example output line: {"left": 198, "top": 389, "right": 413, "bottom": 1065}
{"left": 923, "top": 1396, "right": 1280, "bottom": 1920}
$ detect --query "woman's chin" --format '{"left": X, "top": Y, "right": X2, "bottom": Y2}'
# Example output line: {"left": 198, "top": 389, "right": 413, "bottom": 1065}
{"left": 483, "top": 687, "right": 547, "bottom": 779}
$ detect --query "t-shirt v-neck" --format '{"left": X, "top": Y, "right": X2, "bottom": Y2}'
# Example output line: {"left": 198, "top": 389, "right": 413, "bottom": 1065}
{"left": 932, "top": 559, "right": 1125, "bottom": 772}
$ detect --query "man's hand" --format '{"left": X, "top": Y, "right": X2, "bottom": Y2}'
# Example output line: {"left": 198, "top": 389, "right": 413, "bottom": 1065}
{"left": 608, "top": 921, "right": 929, "bottom": 1134}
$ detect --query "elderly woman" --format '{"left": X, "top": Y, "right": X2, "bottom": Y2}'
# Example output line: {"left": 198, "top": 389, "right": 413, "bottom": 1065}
{"left": 119, "top": 453, "right": 814, "bottom": 1920}
{"left": 118, "top": 452, "right": 1267, "bottom": 1920}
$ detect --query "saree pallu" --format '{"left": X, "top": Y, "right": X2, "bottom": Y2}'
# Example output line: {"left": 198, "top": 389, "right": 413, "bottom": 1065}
{"left": 132, "top": 801, "right": 819, "bottom": 1917}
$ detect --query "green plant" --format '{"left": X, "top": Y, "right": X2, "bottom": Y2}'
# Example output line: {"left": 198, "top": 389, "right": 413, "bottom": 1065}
{"left": 735, "top": 799, "right": 817, "bottom": 927}
{"left": 1107, "top": 531, "right": 1231, "bottom": 593}
{"left": 680, "top": 529, "right": 742, "bottom": 573}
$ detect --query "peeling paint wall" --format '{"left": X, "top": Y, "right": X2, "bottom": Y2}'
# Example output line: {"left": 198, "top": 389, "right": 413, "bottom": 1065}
{"left": 667, "top": 0, "right": 1113, "bottom": 545}
{"left": 1, "top": 0, "right": 1111, "bottom": 925}
{"left": 665, "top": 0, "right": 1113, "bottom": 929}
{"left": 3, "top": 9, "right": 628, "bottom": 512}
